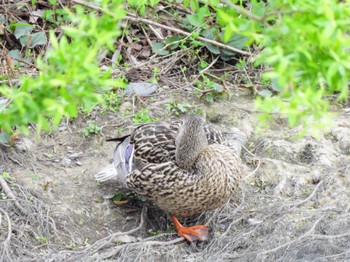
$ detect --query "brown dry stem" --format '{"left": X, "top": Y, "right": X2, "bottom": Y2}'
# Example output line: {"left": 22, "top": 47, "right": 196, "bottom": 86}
{"left": 72, "top": 0, "right": 252, "bottom": 56}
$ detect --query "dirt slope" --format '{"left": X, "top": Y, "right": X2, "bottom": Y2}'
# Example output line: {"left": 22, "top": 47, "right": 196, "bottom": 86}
{"left": 1, "top": 94, "right": 350, "bottom": 261}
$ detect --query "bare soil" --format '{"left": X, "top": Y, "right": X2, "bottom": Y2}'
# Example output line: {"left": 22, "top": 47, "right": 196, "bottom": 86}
{"left": 1, "top": 92, "right": 350, "bottom": 262}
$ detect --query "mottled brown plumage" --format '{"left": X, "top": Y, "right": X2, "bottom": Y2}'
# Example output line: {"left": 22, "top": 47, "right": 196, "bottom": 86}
{"left": 97, "top": 116, "right": 244, "bottom": 241}
{"left": 127, "top": 144, "right": 242, "bottom": 217}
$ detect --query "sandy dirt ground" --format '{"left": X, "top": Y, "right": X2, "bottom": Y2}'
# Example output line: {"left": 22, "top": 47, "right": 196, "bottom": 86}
{"left": 1, "top": 93, "right": 350, "bottom": 261}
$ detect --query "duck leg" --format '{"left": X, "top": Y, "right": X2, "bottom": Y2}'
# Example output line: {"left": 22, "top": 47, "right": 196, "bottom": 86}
{"left": 171, "top": 216, "right": 209, "bottom": 242}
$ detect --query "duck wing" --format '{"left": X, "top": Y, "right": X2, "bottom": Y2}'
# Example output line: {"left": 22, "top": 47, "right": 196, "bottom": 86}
{"left": 96, "top": 119, "right": 233, "bottom": 182}
{"left": 95, "top": 121, "right": 179, "bottom": 182}
{"left": 131, "top": 121, "right": 179, "bottom": 164}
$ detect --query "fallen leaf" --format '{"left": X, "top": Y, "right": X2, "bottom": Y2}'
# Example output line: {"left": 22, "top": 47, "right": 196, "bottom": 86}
{"left": 113, "top": 200, "right": 129, "bottom": 205}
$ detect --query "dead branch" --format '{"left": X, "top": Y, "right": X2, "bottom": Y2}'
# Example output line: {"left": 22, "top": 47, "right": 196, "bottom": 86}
{"left": 138, "top": 237, "right": 184, "bottom": 246}
{"left": 259, "top": 216, "right": 324, "bottom": 256}
{"left": 71, "top": 0, "right": 252, "bottom": 56}
{"left": 98, "top": 236, "right": 184, "bottom": 260}
{"left": 291, "top": 180, "right": 324, "bottom": 208}
{"left": 0, "top": 208, "right": 12, "bottom": 262}
{"left": 0, "top": 176, "right": 28, "bottom": 215}
{"left": 126, "top": 15, "right": 251, "bottom": 56}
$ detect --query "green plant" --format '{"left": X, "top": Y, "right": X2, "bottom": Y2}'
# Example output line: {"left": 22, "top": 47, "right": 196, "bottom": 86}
{"left": 2, "top": 171, "right": 12, "bottom": 180}
{"left": 102, "top": 92, "right": 121, "bottom": 113}
{"left": 82, "top": 120, "right": 101, "bottom": 137}
{"left": 127, "top": 0, "right": 160, "bottom": 15}
{"left": 149, "top": 230, "right": 161, "bottom": 236}
{"left": 0, "top": 0, "right": 126, "bottom": 134}
{"left": 112, "top": 192, "right": 144, "bottom": 202}
{"left": 195, "top": 75, "right": 227, "bottom": 102}
{"left": 132, "top": 109, "right": 158, "bottom": 124}
{"left": 236, "top": 59, "right": 247, "bottom": 70}
{"left": 151, "top": 67, "right": 160, "bottom": 83}
{"left": 305, "top": 188, "right": 312, "bottom": 195}
{"left": 6, "top": 22, "right": 47, "bottom": 50}
{"left": 217, "top": 0, "right": 350, "bottom": 134}
{"left": 67, "top": 242, "right": 76, "bottom": 249}
{"left": 139, "top": 0, "right": 349, "bottom": 133}
{"left": 166, "top": 101, "right": 189, "bottom": 116}
{"left": 2, "top": 0, "right": 349, "bottom": 136}
{"left": 36, "top": 236, "right": 47, "bottom": 245}
{"left": 43, "top": 8, "right": 70, "bottom": 25}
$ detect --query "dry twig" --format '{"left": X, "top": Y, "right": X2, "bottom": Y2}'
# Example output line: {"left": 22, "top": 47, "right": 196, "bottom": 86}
{"left": 0, "top": 208, "right": 12, "bottom": 262}
{"left": 72, "top": 0, "right": 252, "bottom": 56}
{"left": 0, "top": 176, "right": 28, "bottom": 215}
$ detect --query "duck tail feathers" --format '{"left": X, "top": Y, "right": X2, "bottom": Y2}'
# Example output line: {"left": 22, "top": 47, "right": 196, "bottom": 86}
{"left": 95, "top": 163, "right": 118, "bottom": 182}
{"left": 95, "top": 136, "right": 134, "bottom": 183}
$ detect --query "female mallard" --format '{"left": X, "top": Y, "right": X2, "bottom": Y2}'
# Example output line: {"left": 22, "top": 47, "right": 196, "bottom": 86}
{"left": 97, "top": 116, "right": 244, "bottom": 241}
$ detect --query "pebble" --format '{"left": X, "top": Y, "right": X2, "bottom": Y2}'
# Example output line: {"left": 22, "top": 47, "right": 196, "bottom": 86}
{"left": 58, "top": 125, "right": 67, "bottom": 132}
{"left": 115, "top": 235, "right": 137, "bottom": 243}
{"left": 14, "top": 138, "right": 34, "bottom": 152}
{"left": 125, "top": 82, "right": 158, "bottom": 96}
{"left": 247, "top": 217, "right": 263, "bottom": 225}
{"left": 69, "top": 152, "right": 83, "bottom": 159}
{"left": 311, "top": 169, "right": 323, "bottom": 184}
{"left": 60, "top": 157, "right": 72, "bottom": 167}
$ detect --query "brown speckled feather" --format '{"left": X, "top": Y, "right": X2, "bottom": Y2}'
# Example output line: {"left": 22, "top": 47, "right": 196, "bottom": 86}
{"left": 131, "top": 119, "right": 225, "bottom": 167}
{"left": 126, "top": 144, "right": 242, "bottom": 217}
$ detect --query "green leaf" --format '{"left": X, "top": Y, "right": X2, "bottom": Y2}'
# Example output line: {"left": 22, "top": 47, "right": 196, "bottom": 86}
{"left": 13, "top": 23, "right": 34, "bottom": 39}
{"left": 139, "top": 5, "right": 145, "bottom": 15}
{"left": 226, "top": 33, "right": 248, "bottom": 49}
{"left": 189, "top": 0, "right": 199, "bottom": 12}
{"left": 149, "top": 0, "right": 160, "bottom": 7}
{"left": 19, "top": 35, "right": 29, "bottom": 46}
{"left": 187, "top": 6, "right": 210, "bottom": 28}
{"left": 198, "top": 5, "right": 210, "bottom": 17}
{"left": 0, "top": 131, "right": 11, "bottom": 145}
{"left": 29, "top": 32, "right": 47, "bottom": 48}
{"left": 151, "top": 42, "right": 169, "bottom": 55}
{"left": 251, "top": 1, "right": 266, "bottom": 17}
{"left": 0, "top": 14, "right": 6, "bottom": 24}
{"left": 43, "top": 10, "right": 55, "bottom": 21}
{"left": 203, "top": 30, "right": 221, "bottom": 54}
{"left": 165, "top": 36, "right": 183, "bottom": 49}
{"left": 219, "top": 52, "right": 234, "bottom": 61}
{"left": 217, "top": 9, "right": 233, "bottom": 24}
{"left": 187, "top": 14, "right": 204, "bottom": 27}
{"left": 205, "top": 42, "right": 221, "bottom": 54}
{"left": 8, "top": 50, "right": 22, "bottom": 66}
{"left": 271, "top": 79, "right": 282, "bottom": 92}
{"left": 257, "top": 89, "right": 272, "bottom": 97}
{"left": 212, "top": 83, "right": 224, "bottom": 92}
{"left": 183, "top": 0, "right": 190, "bottom": 8}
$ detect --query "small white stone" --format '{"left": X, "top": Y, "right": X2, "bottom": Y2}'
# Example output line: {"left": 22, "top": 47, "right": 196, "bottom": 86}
{"left": 115, "top": 235, "right": 137, "bottom": 244}
{"left": 60, "top": 157, "right": 72, "bottom": 167}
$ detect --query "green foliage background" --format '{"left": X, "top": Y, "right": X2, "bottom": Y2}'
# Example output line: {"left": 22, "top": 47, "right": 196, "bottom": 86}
{"left": 1, "top": 0, "right": 349, "bottom": 135}
{"left": 0, "top": 0, "right": 126, "bottom": 134}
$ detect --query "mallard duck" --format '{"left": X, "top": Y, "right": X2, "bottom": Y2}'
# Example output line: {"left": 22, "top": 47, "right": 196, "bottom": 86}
{"left": 96, "top": 116, "right": 244, "bottom": 241}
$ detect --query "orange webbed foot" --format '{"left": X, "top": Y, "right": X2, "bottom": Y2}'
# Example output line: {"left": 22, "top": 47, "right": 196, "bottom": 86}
{"left": 172, "top": 216, "right": 209, "bottom": 242}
